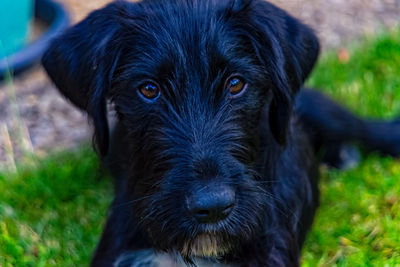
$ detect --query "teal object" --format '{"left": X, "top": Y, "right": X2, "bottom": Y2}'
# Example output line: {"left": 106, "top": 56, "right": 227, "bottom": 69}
{"left": 0, "top": 0, "right": 34, "bottom": 59}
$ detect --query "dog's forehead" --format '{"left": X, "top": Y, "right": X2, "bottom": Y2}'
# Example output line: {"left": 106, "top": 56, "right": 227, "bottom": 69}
{"left": 125, "top": 0, "right": 252, "bottom": 79}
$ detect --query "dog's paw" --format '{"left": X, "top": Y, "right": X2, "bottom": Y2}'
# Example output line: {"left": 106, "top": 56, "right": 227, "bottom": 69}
{"left": 114, "top": 250, "right": 235, "bottom": 267}
{"left": 113, "top": 250, "right": 169, "bottom": 267}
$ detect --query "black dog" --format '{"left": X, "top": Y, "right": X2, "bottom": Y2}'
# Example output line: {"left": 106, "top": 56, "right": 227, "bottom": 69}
{"left": 42, "top": 0, "right": 400, "bottom": 266}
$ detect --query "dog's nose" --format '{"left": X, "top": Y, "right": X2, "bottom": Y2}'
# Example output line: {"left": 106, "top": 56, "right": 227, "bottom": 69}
{"left": 187, "top": 185, "right": 235, "bottom": 223}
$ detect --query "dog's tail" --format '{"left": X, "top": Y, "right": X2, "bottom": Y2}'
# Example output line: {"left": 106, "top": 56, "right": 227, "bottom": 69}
{"left": 296, "top": 88, "right": 400, "bottom": 168}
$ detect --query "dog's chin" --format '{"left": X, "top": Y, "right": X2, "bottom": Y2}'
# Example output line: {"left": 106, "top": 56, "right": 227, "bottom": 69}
{"left": 181, "top": 233, "right": 233, "bottom": 259}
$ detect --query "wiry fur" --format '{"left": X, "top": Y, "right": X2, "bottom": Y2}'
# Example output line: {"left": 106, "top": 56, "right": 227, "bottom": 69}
{"left": 42, "top": 0, "right": 400, "bottom": 266}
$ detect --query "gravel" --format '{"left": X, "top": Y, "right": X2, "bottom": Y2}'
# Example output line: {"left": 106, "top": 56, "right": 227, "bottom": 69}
{"left": 0, "top": 0, "right": 399, "bottom": 168}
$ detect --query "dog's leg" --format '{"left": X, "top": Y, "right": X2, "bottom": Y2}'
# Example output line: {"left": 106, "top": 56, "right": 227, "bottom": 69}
{"left": 91, "top": 207, "right": 126, "bottom": 267}
{"left": 296, "top": 88, "right": 400, "bottom": 167}
{"left": 91, "top": 195, "right": 152, "bottom": 267}
{"left": 90, "top": 201, "right": 132, "bottom": 267}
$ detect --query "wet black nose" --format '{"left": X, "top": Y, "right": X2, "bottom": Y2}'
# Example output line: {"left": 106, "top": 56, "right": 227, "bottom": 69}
{"left": 187, "top": 184, "right": 235, "bottom": 223}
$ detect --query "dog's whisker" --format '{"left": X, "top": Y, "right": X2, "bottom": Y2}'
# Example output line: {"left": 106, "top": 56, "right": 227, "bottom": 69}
{"left": 256, "top": 180, "right": 279, "bottom": 185}
{"left": 112, "top": 195, "right": 154, "bottom": 209}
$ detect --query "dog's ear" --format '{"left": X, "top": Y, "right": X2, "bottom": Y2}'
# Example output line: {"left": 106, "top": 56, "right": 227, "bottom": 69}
{"left": 42, "top": 2, "right": 128, "bottom": 155}
{"left": 240, "top": 0, "right": 320, "bottom": 144}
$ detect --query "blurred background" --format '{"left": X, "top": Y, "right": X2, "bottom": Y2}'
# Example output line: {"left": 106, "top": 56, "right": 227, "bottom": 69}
{"left": 0, "top": 0, "right": 399, "bottom": 266}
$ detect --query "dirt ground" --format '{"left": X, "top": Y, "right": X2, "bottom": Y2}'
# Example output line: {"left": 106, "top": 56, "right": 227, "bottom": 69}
{"left": 0, "top": 0, "right": 399, "bottom": 168}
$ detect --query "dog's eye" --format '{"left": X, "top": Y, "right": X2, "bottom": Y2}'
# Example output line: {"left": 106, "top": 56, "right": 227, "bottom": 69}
{"left": 138, "top": 82, "right": 160, "bottom": 101}
{"left": 226, "top": 76, "right": 246, "bottom": 97}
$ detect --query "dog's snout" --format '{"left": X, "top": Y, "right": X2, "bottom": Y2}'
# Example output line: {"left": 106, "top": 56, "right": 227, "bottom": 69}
{"left": 187, "top": 184, "right": 235, "bottom": 223}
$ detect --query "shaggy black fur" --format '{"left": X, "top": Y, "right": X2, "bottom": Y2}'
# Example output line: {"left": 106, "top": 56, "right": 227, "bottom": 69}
{"left": 42, "top": 0, "right": 400, "bottom": 266}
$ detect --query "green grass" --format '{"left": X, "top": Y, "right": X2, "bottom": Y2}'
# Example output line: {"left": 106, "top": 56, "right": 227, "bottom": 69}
{"left": 0, "top": 149, "right": 112, "bottom": 266}
{"left": 303, "top": 29, "right": 400, "bottom": 266}
{"left": 1, "top": 29, "right": 400, "bottom": 266}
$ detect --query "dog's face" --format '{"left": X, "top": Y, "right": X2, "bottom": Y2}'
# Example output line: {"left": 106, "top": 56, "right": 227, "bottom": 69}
{"left": 42, "top": 0, "right": 319, "bottom": 260}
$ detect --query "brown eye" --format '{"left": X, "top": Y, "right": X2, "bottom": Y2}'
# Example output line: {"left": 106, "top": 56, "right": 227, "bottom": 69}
{"left": 139, "top": 82, "right": 160, "bottom": 101}
{"left": 226, "top": 76, "right": 246, "bottom": 97}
